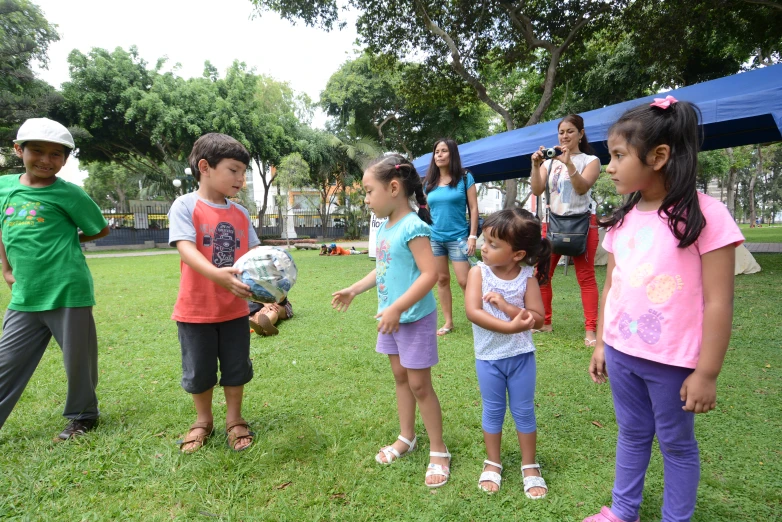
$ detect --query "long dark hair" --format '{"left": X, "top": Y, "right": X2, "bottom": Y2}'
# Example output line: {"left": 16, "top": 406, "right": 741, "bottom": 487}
{"left": 424, "top": 138, "right": 466, "bottom": 193}
{"left": 368, "top": 154, "right": 432, "bottom": 225}
{"left": 559, "top": 114, "right": 596, "bottom": 155}
{"left": 482, "top": 208, "right": 552, "bottom": 285}
{"left": 599, "top": 100, "right": 705, "bottom": 248}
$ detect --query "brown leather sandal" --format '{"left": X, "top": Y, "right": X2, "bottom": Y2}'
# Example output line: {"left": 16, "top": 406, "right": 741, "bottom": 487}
{"left": 226, "top": 419, "right": 255, "bottom": 451}
{"left": 177, "top": 421, "right": 214, "bottom": 454}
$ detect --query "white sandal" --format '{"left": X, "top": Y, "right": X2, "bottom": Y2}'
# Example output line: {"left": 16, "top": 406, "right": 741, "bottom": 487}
{"left": 375, "top": 434, "right": 416, "bottom": 464}
{"left": 522, "top": 463, "right": 548, "bottom": 499}
{"left": 425, "top": 448, "right": 451, "bottom": 488}
{"left": 478, "top": 459, "right": 503, "bottom": 493}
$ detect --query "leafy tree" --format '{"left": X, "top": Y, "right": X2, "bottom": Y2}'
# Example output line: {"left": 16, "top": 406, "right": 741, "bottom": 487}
{"left": 0, "top": 0, "right": 60, "bottom": 172}
{"left": 251, "top": 0, "right": 622, "bottom": 207}
{"left": 321, "top": 51, "right": 491, "bottom": 157}
{"left": 274, "top": 152, "right": 311, "bottom": 244}
{"left": 82, "top": 161, "right": 140, "bottom": 211}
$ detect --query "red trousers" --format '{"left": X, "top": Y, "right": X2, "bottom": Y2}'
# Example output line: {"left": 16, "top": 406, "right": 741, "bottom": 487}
{"left": 540, "top": 214, "right": 599, "bottom": 331}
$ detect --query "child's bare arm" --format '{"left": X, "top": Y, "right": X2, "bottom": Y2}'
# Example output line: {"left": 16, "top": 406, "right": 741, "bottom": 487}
{"left": 680, "top": 245, "right": 735, "bottom": 413}
{"left": 522, "top": 277, "right": 545, "bottom": 330}
{"left": 79, "top": 226, "right": 110, "bottom": 243}
{"left": 175, "top": 240, "right": 252, "bottom": 298}
{"left": 332, "top": 269, "right": 376, "bottom": 312}
{"left": 0, "top": 232, "right": 13, "bottom": 288}
{"left": 465, "top": 266, "right": 533, "bottom": 334}
{"left": 590, "top": 253, "right": 614, "bottom": 384}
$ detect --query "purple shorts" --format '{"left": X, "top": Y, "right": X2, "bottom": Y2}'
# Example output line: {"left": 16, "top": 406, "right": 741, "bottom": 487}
{"left": 376, "top": 311, "right": 438, "bottom": 369}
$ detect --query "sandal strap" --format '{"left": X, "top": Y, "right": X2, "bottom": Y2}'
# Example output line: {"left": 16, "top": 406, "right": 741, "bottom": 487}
{"left": 189, "top": 421, "right": 214, "bottom": 432}
{"left": 521, "top": 463, "right": 541, "bottom": 471}
{"left": 483, "top": 459, "right": 502, "bottom": 471}
{"left": 426, "top": 463, "right": 450, "bottom": 477}
{"left": 226, "top": 419, "right": 249, "bottom": 432}
{"left": 429, "top": 450, "right": 451, "bottom": 459}
{"left": 397, "top": 434, "right": 416, "bottom": 450}
{"left": 478, "top": 471, "right": 502, "bottom": 487}
{"left": 523, "top": 475, "right": 548, "bottom": 492}
{"left": 379, "top": 445, "right": 401, "bottom": 462}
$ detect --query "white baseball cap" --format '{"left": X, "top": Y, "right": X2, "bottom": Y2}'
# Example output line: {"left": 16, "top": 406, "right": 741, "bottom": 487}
{"left": 14, "top": 118, "right": 75, "bottom": 150}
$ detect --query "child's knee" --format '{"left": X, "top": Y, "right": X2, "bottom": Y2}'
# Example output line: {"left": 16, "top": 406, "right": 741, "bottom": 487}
{"left": 510, "top": 406, "right": 536, "bottom": 433}
{"left": 482, "top": 406, "right": 505, "bottom": 433}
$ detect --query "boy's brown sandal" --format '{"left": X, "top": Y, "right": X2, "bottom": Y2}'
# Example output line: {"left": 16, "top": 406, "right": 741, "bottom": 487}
{"left": 177, "top": 421, "right": 214, "bottom": 454}
{"left": 226, "top": 419, "right": 255, "bottom": 451}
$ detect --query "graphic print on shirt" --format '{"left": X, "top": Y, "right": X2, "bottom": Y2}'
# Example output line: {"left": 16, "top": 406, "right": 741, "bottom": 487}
{"left": 552, "top": 163, "right": 574, "bottom": 204}
{"left": 211, "top": 222, "right": 239, "bottom": 267}
{"left": 614, "top": 225, "right": 655, "bottom": 260}
{"left": 375, "top": 238, "right": 392, "bottom": 304}
{"left": 3, "top": 201, "right": 46, "bottom": 227}
{"left": 627, "top": 262, "right": 684, "bottom": 304}
{"left": 618, "top": 309, "right": 663, "bottom": 344}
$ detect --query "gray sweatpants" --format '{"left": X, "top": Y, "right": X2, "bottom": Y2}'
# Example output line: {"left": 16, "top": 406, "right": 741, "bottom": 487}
{"left": 0, "top": 307, "right": 99, "bottom": 430}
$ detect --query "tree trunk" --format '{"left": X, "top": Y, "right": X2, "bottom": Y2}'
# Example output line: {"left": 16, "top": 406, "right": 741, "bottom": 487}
{"left": 748, "top": 145, "right": 761, "bottom": 226}
{"left": 725, "top": 147, "right": 737, "bottom": 218}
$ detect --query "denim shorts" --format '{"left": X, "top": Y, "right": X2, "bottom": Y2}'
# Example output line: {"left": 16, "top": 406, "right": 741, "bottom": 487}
{"left": 431, "top": 239, "right": 468, "bottom": 262}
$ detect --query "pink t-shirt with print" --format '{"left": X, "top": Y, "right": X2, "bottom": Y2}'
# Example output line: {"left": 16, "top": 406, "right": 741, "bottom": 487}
{"left": 602, "top": 192, "right": 743, "bottom": 369}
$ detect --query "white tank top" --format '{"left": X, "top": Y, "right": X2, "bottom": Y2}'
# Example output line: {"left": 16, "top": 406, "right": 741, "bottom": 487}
{"left": 472, "top": 263, "right": 537, "bottom": 361}
{"left": 542, "top": 152, "right": 600, "bottom": 220}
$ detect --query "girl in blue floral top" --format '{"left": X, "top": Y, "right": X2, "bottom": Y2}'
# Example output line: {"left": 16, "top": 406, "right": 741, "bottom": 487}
{"left": 331, "top": 154, "right": 451, "bottom": 488}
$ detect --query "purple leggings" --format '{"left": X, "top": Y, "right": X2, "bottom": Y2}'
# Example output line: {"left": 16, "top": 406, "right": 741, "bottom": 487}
{"left": 605, "top": 344, "right": 700, "bottom": 522}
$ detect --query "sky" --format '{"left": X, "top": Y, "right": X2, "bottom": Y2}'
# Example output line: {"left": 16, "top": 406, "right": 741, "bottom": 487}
{"left": 30, "top": 0, "right": 360, "bottom": 187}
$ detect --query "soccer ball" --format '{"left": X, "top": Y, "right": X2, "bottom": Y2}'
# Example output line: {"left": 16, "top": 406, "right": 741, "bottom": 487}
{"left": 233, "top": 246, "right": 298, "bottom": 303}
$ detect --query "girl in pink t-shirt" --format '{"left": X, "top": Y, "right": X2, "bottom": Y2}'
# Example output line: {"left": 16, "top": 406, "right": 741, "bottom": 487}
{"left": 584, "top": 97, "right": 743, "bottom": 522}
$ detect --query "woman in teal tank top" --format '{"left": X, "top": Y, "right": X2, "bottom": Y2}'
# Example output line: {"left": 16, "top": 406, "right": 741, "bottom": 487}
{"left": 424, "top": 139, "right": 480, "bottom": 336}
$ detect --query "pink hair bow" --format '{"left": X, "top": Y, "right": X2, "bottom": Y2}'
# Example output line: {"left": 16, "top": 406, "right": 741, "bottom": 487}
{"left": 650, "top": 95, "right": 678, "bottom": 109}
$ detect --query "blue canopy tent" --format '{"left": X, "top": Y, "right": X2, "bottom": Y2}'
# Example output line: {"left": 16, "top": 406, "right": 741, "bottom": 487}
{"left": 412, "top": 65, "right": 782, "bottom": 182}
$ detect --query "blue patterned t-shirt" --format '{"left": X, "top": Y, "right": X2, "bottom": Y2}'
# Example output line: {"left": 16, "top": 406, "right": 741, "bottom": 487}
{"left": 375, "top": 212, "right": 437, "bottom": 323}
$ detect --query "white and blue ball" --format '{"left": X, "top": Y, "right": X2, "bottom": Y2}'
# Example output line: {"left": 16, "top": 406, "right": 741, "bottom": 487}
{"left": 233, "top": 246, "right": 298, "bottom": 303}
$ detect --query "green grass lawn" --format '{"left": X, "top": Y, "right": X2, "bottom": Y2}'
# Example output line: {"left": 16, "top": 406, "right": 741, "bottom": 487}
{"left": 739, "top": 224, "right": 782, "bottom": 243}
{"left": 0, "top": 252, "right": 780, "bottom": 521}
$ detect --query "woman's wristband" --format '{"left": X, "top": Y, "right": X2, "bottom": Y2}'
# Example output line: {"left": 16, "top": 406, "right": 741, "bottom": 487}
{"left": 567, "top": 163, "right": 578, "bottom": 177}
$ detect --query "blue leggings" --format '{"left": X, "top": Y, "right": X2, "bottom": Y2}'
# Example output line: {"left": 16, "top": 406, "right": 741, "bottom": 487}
{"left": 475, "top": 352, "right": 537, "bottom": 434}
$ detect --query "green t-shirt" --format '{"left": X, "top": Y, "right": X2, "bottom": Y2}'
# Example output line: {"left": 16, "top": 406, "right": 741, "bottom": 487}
{"left": 0, "top": 175, "right": 107, "bottom": 311}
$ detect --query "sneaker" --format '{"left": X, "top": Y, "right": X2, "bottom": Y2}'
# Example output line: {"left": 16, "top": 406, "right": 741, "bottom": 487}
{"left": 57, "top": 418, "right": 98, "bottom": 440}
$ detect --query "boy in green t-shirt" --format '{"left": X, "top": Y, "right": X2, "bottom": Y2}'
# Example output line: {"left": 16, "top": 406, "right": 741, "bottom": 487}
{"left": 0, "top": 118, "right": 110, "bottom": 439}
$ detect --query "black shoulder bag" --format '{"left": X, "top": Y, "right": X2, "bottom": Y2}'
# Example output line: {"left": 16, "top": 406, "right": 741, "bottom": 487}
{"left": 463, "top": 173, "right": 483, "bottom": 238}
{"left": 544, "top": 159, "right": 591, "bottom": 257}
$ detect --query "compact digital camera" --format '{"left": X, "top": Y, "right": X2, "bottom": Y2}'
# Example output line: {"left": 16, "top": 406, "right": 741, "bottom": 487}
{"left": 544, "top": 147, "right": 562, "bottom": 158}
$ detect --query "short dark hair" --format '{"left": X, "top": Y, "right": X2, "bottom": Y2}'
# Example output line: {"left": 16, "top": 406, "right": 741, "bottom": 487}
{"left": 188, "top": 133, "right": 251, "bottom": 182}
{"left": 19, "top": 141, "right": 72, "bottom": 156}
{"left": 482, "top": 208, "right": 552, "bottom": 285}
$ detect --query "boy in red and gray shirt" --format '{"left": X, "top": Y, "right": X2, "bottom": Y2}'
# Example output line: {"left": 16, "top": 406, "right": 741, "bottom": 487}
{"left": 168, "top": 133, "right": 260, "bottom": 453}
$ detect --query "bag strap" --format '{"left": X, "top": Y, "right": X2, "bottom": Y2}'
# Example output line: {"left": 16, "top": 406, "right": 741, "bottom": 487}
{"left": 463, "top": 173, "right": 472, "bottom": 234}
{"left": 543, "top": 158, "right": 555, "bottom": 222}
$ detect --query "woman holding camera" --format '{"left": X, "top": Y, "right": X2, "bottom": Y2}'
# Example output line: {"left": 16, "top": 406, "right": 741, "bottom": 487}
{"left": 425, "top": 138, "right": 480, "bottom": 336}
{"left": 530, "top": 114, "right": 601, "bottom": 346}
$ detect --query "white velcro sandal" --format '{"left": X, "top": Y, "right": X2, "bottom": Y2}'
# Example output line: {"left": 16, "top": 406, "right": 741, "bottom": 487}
{"left": 478, "top": 459, "right": 503, "bottom": 493}
{"left": 522, "top": 463, "right": 548, "bottom": 499}
{"left": 375, "top": 434, "right": 416, "bottom": 464}
{"left": 425, "top": 448, "right": 451, "bottom": 488}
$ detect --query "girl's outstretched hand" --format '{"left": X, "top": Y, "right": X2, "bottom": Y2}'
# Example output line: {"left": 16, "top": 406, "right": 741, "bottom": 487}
{"left": 589, "top": 344, "right": 608, "bottom": 384}
{"left": 331, "top": 288, "right": 356, "bottom": 312}
{"left": 375, "top": 306, "right": 401, "bottom": 334}
{"left": 508, "top": 308, "right": 535, "bottom": 333}
{"left": 680, "top": 371, "right": 717, "bottom": 413}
